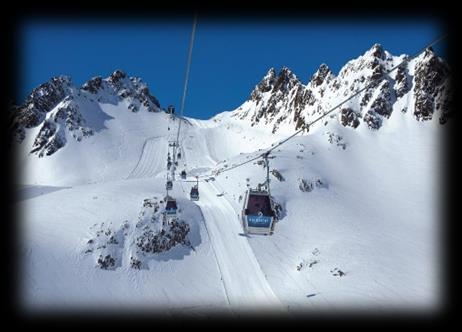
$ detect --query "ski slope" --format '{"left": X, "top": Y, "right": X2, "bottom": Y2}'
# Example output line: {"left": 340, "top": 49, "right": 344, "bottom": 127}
{"left": 196, "top": 182, "right": 282, "bottom": 310}
{"left": 171, "top": 123, "right": 284, "bottom": 311}
{"left": 127, "top": 136, "right": 167, "bottom": 179}
{"left": 16, "top": 97, "right": 443, "bottom": 315}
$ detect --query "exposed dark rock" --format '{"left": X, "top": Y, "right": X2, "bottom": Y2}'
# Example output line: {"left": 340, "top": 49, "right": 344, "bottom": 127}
{"left": 370, "top": 43, "right": 385, "bottom": 60}
{"left": 394, "top": 64, "right": 410, "bottom": 98}
{"left": 370, "top": 60, "right": 384, "bottom": 81}
{"left": 109, "top": 69, "right": 127, "bottom": 85}
{"left": 413, "top": 48, "right": 451, "bottom": 121}
{"left": 97, "top": 254, "right": 116, "bottom": 270}
{"left": 370, "top": 81, "right": 392, "bottom": 118}
{"left": 340, "top": 108, "right": 360, "bottom": 128}
{"left": 10, "top": 76, "right": 72, "bottom": 143}
{"left": 130, "top": 256, "right": 142, "bottom": 269}
{"left": 310, "top": 63, "right": 332, "bottom": 87}
{"left": 81, "top": 76, "right": 103, "bottom": 94}
{"left": 363, "top": 111, "right": 382, "bottom": 130}
{"left": 136, "top": 219, "right": 190, "bottom": 254}
{"left": 299, "top": 178, "right": 325, "bottom": 192}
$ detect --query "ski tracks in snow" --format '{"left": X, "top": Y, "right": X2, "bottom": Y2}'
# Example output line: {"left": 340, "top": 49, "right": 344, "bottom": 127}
{"left": 127, "top": 136, "right": 166, "bottom": 179}
{"left": 196, "top": 181, "right": 284, "bottom": 311}
{"left": 178, "top": 133, "right": 284, "bottom": 312}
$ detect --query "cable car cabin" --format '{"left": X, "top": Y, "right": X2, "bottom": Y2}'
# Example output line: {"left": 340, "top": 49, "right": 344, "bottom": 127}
{"left": 177, "top": 152, "right": 181, "bottom": 159}
{"left": 167, "top": 105, "right": 175, "bottom": 114}
{"left": 166, "top": 180, "right": 173, "bottom": 190}
{"left": 242, "top": 189, "right": 275, "bottom": 235}
{"left": 165, "top": 197, "right": 178, "bottom": 216}
{"left": 190, "top": 186, "right": 199, "bottom": 201}
{"left": 181, "top": 170, "right": 187, "bottom": 179}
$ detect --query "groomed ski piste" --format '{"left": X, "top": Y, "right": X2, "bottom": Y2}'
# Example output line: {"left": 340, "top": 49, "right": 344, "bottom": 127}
{"left": 16, "top": 98, "right": 443, "bottom": 316}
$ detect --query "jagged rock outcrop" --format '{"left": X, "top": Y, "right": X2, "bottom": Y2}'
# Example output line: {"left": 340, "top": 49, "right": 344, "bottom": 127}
{"left": 340, "top": 108, "right": 360, "bottom": 128}
{"left": 310, "top": 63, "right": 333, "bottom": 87}
{"left": 10, "top": 76, "right": 72, "bottom": 143}
{"left": 241, "top": 67, "right": 302, "bottom": 132}
{"left": 81, "top": 76, "right": 103, "bottom": 94}
{"left": 232, "top": 44, "right": 452, "bottom": 132}
{"left": 413, "top": 48, "right": 452, "bottom": 123}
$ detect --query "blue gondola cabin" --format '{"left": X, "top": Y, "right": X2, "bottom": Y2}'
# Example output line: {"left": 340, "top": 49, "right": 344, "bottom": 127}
{"left": 165, "top": 198, "right": 178, "bottom": 216}
{"left": 242, "top": 189, "right": 275, "bottom": 235}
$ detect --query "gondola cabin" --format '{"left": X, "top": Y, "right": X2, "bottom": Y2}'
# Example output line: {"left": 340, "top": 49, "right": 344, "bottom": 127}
{"left": 177, "top": 152, "right": 182, "bottom": 159}
{"left": 165, "top": 197, "right": 178, "bottom": 216}
{"left": 190, "top": 186, "right": 199, "bottom": 201}
{"left": 166, "top": 180, "right": 173, "bottom": 190}
{"left": 167, "top": 105, "right": 175, "bottom": 114}
{"left": 181, "top": 170, "right": 187, "bottom": 180}
{"left": 242, "top": 189, "right": 275, "bottom": 235}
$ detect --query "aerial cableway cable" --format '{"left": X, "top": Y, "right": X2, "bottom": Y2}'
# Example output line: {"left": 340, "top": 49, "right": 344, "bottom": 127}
{"left": 164, "top": 14, "right": 198, "bottom": 200}
{"left": 176, "top": 13, "right": 198, "bottom": 146}
{"left": 208, "top": 34, "right": 448, "bottom": 178}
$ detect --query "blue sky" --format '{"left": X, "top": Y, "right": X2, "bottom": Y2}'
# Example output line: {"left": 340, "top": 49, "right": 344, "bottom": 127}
{"left": 19, "top": 17, "right": 445, "bottom": 119}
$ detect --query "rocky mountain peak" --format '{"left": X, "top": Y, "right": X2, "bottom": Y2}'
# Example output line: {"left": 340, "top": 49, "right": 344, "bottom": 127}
{"left": 10, "top": 69, "right": 163, "bottom": 156}
{"left": 272, "top": 66, "right": 300, "bottom": 93}
{"left": 413, "top": 47, "right": 451, "bottom": 123}
{"left": 233, "top": 43, "right": 452, "bottom": 133}
{"left": 28, "top": 75, "right": 73, "bottom": 103}
{"left": 264, "top": 67, "right": 277, "bottom": 79}
{"left": 81, "top": 76, "right": 103, "bottom": 94}
{"left": 369, "top": 43, "right": 385, "bottom": 59}
{"left": 109, "top": 69, "right": 127, "bottom": 83}
{"left": 310, "top": 63, "right": 333, "bottom": 87}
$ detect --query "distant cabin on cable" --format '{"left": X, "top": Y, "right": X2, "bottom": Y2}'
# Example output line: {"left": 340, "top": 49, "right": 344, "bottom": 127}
{"left": 190, "top": 186, "right": 199, "bottom": 201}
{"left": 166, "top": 180, "right": 173, "bottom": 190}
{"left": 242, "top": 189, "right": 275, "bottom": 235}
{"left": 167, "top": 105, "right": 175, "bottom": 115}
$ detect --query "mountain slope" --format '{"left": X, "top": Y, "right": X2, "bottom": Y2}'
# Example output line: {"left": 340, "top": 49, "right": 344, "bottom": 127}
{"left": 14, "top": 44, "right": 451, "bottom": 314}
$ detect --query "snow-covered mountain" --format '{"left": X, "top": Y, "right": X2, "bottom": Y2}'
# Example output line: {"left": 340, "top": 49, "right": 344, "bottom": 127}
{"left": 11, "top": 70, "right": 161, "bottom": 157}
{"left": 13, "top": 44, "right": 451, "bottom": 315}
{"left": 232, "top": 44, "right": 452, "bottom": 133}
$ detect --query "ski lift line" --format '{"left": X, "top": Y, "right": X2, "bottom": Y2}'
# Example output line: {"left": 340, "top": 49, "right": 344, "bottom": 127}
{"left": 176, "top": 13, "right": 198, "bottom": 146}
{"left": 207, "top": 34, "right": 447, "bottom": 178}
{"left": 214, "top": 154, "right": 265, "bottom": 176}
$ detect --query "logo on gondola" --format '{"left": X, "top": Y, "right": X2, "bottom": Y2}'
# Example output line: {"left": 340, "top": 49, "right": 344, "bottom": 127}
{"left": 248, "top": 213, "right": 271, "bottom": 227}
